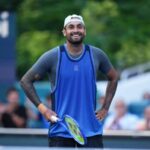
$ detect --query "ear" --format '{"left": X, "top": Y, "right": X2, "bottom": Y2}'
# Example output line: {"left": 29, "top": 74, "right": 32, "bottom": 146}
{"left": 62, "top": 28, "right": 66, "bottom": 36}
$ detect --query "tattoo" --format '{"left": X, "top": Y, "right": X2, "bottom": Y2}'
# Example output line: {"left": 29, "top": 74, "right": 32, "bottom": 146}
{"left": 102, "top": 69, "right": 118, "bottom": 110}
{"left": 20, "top": 69, "right": 42, "bottom": 107}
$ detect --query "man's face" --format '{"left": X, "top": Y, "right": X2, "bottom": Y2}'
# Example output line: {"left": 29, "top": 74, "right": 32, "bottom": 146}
{"left": 63, "top": 22, "right": 86, "bottom": 45}
{"left": 7, "top": 91, "right": 19, "bottom": 104}
{"left": 115, "top": 101, "right": 126, "bottom": 117}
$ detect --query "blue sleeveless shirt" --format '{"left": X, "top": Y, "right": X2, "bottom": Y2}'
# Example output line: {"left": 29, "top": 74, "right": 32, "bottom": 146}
{"left": 48, "top": 45, "right": 103, "bottom": 137}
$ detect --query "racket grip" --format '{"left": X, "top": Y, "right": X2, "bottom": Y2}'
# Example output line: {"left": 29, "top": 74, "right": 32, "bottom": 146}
{"left": 50, "top": 115, "right": 59, "bottom": 122}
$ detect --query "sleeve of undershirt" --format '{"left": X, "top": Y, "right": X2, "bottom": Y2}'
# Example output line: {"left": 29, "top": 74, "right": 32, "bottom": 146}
{"left": 31, "top": 47, "right": 58, "bottom": 78}
{"left": 99, "top": 50, "right": 113, "bottom": 74}
{"left": 91, "top": 46, "right": 113, "bottom": 74}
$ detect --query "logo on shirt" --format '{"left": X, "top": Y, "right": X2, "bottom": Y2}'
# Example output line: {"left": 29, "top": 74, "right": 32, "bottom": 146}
{"left": 74, "top": 65, "right": 79, "bottom": 71}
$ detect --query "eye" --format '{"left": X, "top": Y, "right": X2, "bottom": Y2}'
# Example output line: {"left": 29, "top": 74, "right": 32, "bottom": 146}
{"left": 77, "top": 24, "right": 84, "bottom": 29}
{"left": 67, "top": 25, "right": 74, "bottom": 29}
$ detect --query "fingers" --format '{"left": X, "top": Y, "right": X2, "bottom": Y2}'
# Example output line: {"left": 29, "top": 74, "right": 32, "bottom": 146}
{"left": 95, "top": 109, "right": 108, "bottom": 121}
{"left": 96, "top": 113, "right": 104, "bottom": 121}
{"left": 37, "top": 103, "right": 58, "bottom": 123}
{"left": 49, "top": 111, "right": 58, "bottom": 122}
{"left": 42, "top": 109, "right": 57, "bottom": 123}
{"left": 52, "top": 111, "right": 57, "bottom": 116}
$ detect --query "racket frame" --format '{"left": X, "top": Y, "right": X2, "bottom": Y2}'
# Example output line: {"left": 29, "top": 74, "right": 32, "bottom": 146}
{"left": 50, "top": 115, "right": 87, "bottom": 145}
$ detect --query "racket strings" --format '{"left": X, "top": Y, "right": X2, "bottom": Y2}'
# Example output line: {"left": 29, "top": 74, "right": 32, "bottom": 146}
{"left": 68, "top": 122, "right": 82, "bottom": 136}
{"left": 65, "top": 116, "right": 86, "bottom": 145}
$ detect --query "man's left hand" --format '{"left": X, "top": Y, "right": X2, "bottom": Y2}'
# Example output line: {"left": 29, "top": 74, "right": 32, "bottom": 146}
{"left": 95, "top": 108, "right": 108, "bottom": 121}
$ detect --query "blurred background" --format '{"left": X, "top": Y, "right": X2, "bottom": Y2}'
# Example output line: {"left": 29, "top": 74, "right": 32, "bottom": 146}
{"left": 0, "top": 0, "right": 150, "bottom": 149}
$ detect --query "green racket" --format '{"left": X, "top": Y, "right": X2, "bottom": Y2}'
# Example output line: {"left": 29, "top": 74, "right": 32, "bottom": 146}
{"left": 51, "top": 115, "right": 87, "bottom": 145}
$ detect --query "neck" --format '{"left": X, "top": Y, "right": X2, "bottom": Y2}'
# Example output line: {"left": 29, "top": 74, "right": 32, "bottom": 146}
{"left": 66, "top": 41, "right": 83, "bottom": 55}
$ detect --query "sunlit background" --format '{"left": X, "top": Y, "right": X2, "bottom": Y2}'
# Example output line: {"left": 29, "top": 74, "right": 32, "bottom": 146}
{"left": 0, "top": 0, "right": 150, "bottom": 149}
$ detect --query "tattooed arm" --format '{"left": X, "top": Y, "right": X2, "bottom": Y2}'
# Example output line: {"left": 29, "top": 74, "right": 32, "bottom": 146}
{"left": 20, "top": 69, "right": 56, "bottom": 122}
{"left": 20, "top": 49, "right": 59, "bottom": 122}
{"left": 96, "top": 68, "right": 118, "bottom": 120}
{"left": 102, "top": 68, "right": 118, "bottom": 110}
{"left": 20, "top": 69, "right": 42, "bottom": 107}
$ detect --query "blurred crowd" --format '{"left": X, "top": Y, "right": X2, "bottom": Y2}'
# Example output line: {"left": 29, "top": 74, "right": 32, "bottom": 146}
{"left": 97, "top": 92, "right": 150, "bottom": 131}
{"left": 0, "top": 87, "right": 150, "bottom": 131}
{"left": 0, "top": 87, "right": 51, "bottom": 128}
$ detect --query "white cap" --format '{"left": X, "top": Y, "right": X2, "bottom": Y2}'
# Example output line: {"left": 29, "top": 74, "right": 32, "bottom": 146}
{"left": 64, "top": 14, "right": 85, "bottom": 27}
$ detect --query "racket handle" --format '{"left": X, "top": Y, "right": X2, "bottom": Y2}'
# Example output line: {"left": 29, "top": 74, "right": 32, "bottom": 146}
{"left": 50, "top": 115, "right": 59, "bottom": 122}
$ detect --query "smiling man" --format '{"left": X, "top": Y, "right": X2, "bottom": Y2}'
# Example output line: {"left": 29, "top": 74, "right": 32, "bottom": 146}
{"left": 20, "top": 14, "right": 118, "bottom": 148}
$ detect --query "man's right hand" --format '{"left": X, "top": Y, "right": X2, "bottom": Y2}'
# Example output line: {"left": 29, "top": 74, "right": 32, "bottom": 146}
{"left": 38, "top": 103, "right": 57, "bottom": 123}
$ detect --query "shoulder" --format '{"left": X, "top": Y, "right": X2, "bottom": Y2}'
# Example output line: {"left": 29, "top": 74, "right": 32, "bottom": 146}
{"left": 37, "top": 46, "right": 59, "bottom": 65}
{"left": 89, "top": 45, "right": 108, "bottom": 58}
{"left": 41, "top": 46, "right": 59, "bottom": 59}
{"left": 89, "top": 45, "right": 102, "bottom": 51}
{"left": 31, "top": 46, "right": 59, "bottom": 71}
{"left": 88, "top": 45, "right": 111, "bottom": 65}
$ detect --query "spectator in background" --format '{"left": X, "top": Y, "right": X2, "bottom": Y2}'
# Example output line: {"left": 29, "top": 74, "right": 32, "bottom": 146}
{"left": 128, "top": 91, "right": 150, "bottom": 117}
{"left": 104, "top": 99, "right": 139, "bottom": 130}
{"left": 0, "top": 102, "right": 6, "bottom": 126}
{"left": 136, "top": 106, "right": 150, "bottom": 130}
{"left": 1, "top": 87, "right": 27, "bottom": 128}
{"left": 143, "top": 92, "right": 150, "bottom": 101}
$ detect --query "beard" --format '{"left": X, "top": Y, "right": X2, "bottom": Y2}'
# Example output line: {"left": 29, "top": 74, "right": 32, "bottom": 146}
{"left": 66, "top": 32, "right": 85, "bottom": 45}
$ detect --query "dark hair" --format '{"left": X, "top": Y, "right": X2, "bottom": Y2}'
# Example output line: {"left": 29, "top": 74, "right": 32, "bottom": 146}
{"left": 6, "top": 87, "right": 18, "bottom": 96}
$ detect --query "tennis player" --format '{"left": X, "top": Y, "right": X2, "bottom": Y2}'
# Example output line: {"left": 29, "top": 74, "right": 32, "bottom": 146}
{"left": 20, "top": 14, "right": 118, "bottom": 148}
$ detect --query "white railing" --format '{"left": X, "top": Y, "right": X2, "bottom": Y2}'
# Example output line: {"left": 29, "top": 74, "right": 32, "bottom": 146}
{"left": 0, "top": 128, "right": 150, "bottom": 137}
{"left": 121, "top": 62, "right": 150, "bottom": 80}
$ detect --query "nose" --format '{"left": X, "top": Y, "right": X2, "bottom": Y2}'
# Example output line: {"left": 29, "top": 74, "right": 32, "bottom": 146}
{"left": 73, "top": 26, "right": 79, "bottom": 33}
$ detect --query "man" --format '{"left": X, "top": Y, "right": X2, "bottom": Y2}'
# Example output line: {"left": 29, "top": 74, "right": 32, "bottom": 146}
{"left": 136, "top": 106, "right": 150, "bottom": 130}
{"left": 104, "top": 99, "right": 139, "bottom": 130}
{"left": 1, "top": 87, "right": 27, "bottom": 128}
{"left": 20, "top": 14, "right": 118, "bottom": 148}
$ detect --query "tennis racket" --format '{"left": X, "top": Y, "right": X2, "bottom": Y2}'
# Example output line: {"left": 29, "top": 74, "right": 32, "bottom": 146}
{"left": 50, "top": 115, "right": 87, "bottom": 145}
